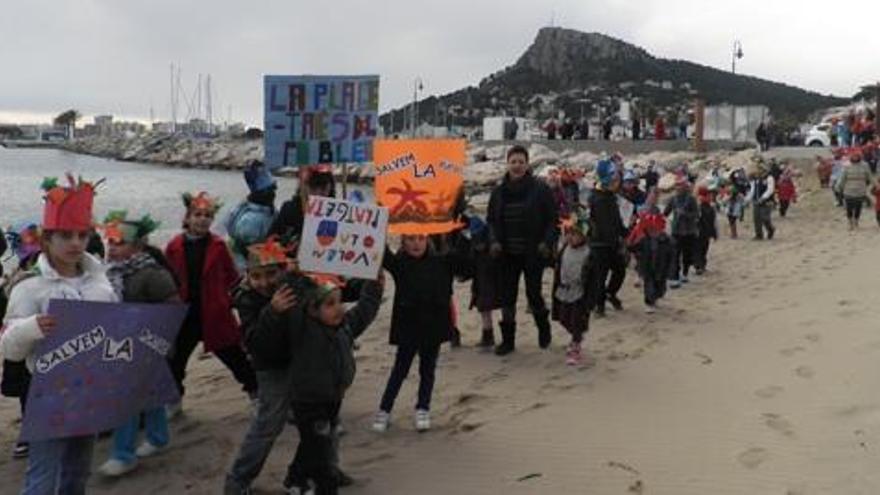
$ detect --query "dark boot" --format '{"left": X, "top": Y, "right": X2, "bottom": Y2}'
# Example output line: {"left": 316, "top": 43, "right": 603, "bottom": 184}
{"left": 450, "top": 327, "right": 462, "bottom": 348}
{"left": 607, "top": 295, "right": 623, "bottom": 311}
{"left": 477, "top": 327, "right": 495, "bottom": 348}
{"left": 534, "top": 309, "right": 552, "bottom": 349}
{"left": 494, "top": 321, "right": 516, "bottom": 356}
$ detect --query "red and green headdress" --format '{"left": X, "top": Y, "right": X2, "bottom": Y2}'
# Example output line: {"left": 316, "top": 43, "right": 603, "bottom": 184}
{"left": 559, "top": 210, "right": 590, "bottom": 236}
{"left": 102, "top": 210, "right": 160, "bottom": 244}
{"left": 41, "top": 173, "right": 103, "bottom": 231}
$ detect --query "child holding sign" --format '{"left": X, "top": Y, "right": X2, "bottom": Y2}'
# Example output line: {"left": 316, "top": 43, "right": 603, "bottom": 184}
{"left": 373, "top": 232, "right": 472, "bottom": 433}
{"left": 0, "top": 176, "right": 117, "bottom": 494}
{"left": 165, "top": 192, "right": 258, "bottom": 415}
{"left": 270, "top": 273, "right": 384, "bottom": 494}
{"left": 97, "top": 211, "right": 180, "bottom": 477}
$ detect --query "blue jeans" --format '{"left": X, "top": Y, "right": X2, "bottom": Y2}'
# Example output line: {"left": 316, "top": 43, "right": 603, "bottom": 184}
{"left": 22, "top": 435, "right": 95, "bottom": 495}
{"left": 111, "top": 407, "right": 169, "bottom": 464}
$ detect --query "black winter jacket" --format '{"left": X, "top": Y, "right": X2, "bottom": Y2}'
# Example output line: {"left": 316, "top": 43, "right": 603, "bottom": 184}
{"left": 383, "top": 238, "right": 472, "bottom": 348}
{"left": 487, "top": 173, "right": 559, "bottom": 254}
{"left": 587, "top": 189, "right": 625, "bottom": 249}
{"left": 257, "top": 279, "right": 382, "bottom": 403}
{"left": 635, "top": 234, "right": 675, "bottom": 282}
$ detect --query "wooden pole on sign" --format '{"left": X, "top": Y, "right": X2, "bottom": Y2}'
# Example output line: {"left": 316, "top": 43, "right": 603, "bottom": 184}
{"left": 341, "top": 163, "right": 349, "bottom": 200}
{"left": 299, "top": 166, "right": 310, "bottom": 214}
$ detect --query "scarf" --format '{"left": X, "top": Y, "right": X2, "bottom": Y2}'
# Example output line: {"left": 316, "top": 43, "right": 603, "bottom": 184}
{"left": 106, "top": 252, "right": 160, "bottom": 299}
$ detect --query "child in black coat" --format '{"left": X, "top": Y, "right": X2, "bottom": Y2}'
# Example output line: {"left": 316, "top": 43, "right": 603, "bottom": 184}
{"left": 225, "top": 240, "right": 297, "bottom": 494}
{"left": 695, "top": 186, "right": 718, "bottom": 274}
{"left": 373, "top": 232, "right": 471, "bottom": 433}
{"left": 465, "top": 216, "right": 504, "bottom": 348}
{"left": 629, "top": 212, "right": 675, "bottom": 313}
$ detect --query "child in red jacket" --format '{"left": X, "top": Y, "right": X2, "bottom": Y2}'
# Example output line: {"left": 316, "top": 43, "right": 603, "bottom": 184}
{"left": 777, "top": 168, "right": 798, "bottom": 218}
{"left": 165, "top": 192, "right": 257, "bottom": 416}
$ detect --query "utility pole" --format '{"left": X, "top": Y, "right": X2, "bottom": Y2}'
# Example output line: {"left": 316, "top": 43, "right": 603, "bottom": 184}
{"left": 732, "top": 40, "right": 743, "bottom": 74}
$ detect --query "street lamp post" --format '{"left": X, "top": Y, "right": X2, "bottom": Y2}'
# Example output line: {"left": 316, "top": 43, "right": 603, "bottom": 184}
{"left": 732, "top": 40, "right": 744, "bottom": 74}
{"left": 411, "top": 77, "right": 424, "bottom": 138}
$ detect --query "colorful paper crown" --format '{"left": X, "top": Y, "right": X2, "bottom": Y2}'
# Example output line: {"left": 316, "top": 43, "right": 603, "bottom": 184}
{"left": 246, "top": 237, "right": 292, "bottom": 268}
{"left": 302, "top": 272, "right": 345, "bottom": 303}
{"left": 5, "top": 220, "right": 41, "bottom": 262}
{"left": 41, "top": 174, "right": 103, "bottom": 231}
{"left": 182, "top": 191, "right": 222, "bottom": 213}
{"left": 244, "top": 160, "right": 277, "bottom": 193}
{"left": 559, "top": 210, "right": 590, "bottom": 235}
{"left": 102, "top": 210, "right": 160, "bottom": 244}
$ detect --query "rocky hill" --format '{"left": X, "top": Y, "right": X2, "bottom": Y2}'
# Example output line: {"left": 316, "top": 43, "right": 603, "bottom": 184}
{"left": 380, "top": 27, "right": 847, "bottom": 133}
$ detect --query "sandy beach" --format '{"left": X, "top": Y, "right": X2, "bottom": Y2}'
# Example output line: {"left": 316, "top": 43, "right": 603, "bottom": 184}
{"left": 1, "top": 159, "right": 879, "bottom": 494}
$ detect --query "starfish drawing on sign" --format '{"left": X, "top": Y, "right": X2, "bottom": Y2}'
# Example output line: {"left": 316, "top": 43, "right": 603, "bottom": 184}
{"left": 386, "top": 179, "right": 430, "bottom": 217}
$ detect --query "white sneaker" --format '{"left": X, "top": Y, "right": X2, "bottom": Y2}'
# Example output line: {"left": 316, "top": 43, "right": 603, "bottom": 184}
{"left": 135, "top": 441, "right": 164, "bottom": 458}
{"left": 415, "top": 409, "right": 431, "bottom": 432}
{"left": 98, "top": 458, "right": 137, "bottom": 477}
{"left": 372, "top": 410, "right": 391, "bottom": 432}
{"left": 645, "top": 305, "right": 656, "bottom": 314}
{"left": 166, "top": 402, "right": 182, "bottom": 420}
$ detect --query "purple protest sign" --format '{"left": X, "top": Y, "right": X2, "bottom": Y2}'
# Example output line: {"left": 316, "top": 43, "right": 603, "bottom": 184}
{"left": 20, "top": 299, "right": 187, "bottom": 442}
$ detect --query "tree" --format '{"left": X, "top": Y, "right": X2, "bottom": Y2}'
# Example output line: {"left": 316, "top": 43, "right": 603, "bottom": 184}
{"left": 53, "top": 109, "right": 81, "bottom": 139}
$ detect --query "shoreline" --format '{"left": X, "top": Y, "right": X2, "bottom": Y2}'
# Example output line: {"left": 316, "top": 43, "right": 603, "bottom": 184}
{"left": 49, "top": 135, "right": 830, "bottom": 196}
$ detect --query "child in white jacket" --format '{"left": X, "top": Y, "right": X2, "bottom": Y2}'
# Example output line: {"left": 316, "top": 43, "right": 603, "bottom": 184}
{"left": 0, "top": 176, "right": 117, "bottom": 495}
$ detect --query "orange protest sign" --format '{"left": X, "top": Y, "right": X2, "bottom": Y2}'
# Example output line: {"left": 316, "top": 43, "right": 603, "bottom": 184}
{"left": 373, "top": 139, "right": 466, "bottom": 235}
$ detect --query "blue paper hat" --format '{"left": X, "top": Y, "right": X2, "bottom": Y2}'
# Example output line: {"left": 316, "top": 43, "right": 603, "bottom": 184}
{"left": 244, "top": 160, "right": 277, "bottom": 193}
{"left": 596, "top": 159, "right": 616, "bottom": 187}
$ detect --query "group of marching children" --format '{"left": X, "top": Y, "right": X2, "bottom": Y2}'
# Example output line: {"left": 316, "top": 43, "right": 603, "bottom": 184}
{"left": 0, "top": 162, "right": 380, "bottom": 495}
{"left": 0, "top": 144, "right": 822, "bottom": 494}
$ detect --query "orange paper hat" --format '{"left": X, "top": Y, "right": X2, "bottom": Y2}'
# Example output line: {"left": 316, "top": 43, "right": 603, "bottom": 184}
{"left": 182, "top": 191, "right": 222, "bottom": 213}
{"left": 41, "top": 174, "right": 102, "bottom": 232}
{"left": 246, "top": 237, "right": 292, "bottom": 268}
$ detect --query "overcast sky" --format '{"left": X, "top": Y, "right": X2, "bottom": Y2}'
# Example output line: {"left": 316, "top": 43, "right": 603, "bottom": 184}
{"left": 1, "top": 0, "right": 877, "bottom": 126}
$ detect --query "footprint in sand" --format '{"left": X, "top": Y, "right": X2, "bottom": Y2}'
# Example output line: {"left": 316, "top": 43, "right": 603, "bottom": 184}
{"left": 694, "top": 352, "right": 713, "bottom": 365}
{"left": 804, "top": 333, "right": 821, "bottom": 343}
{"left": 737, "top": 447, "right": 769, "bottom": 469}
{"left": 762, "top": 413, "right": 796, "bottom": 437}
{"left": 834, "top": 404, "right": 880, "bottom": 418}
{"left": 779, "top": 346, "right": 807, "bottom": 357}
{"left": 795, "top": 366, "right": 816, "bottom": 379}
{"left": 516, "top": 402, "right": 549, "bottom": 415}
{"left": 755, "top": 386, "right": 784, "bottom": 399}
